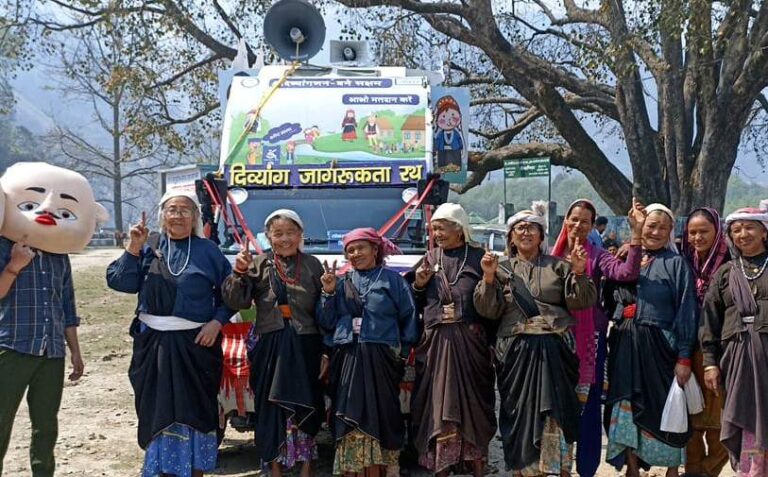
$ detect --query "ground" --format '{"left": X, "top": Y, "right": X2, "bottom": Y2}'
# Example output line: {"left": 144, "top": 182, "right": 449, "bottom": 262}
{"left": 2, "top": 249, "right": 737, "bottom": 476}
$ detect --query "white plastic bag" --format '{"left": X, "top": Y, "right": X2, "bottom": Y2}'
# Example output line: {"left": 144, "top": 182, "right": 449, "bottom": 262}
{"left": 660, "top": 380, "right": 688, "bottom": 433}
{"left": 684, "top": 374, "right": 704, "bottom": 415}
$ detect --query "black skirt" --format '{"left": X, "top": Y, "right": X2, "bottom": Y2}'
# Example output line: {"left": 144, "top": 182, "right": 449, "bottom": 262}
{"left": 327, "top": 341, "right": 405, "bottom": 450}
{"left": 129, "top": 320, "right": 223, "bottom": 450}
{"left": 496, "top": 333, "right": 580, "bottom": 471}
{"left": 249, "top": 324, "right": 323, "bottom": 463}
{"left": 604, "top": 318, "right": 691, "bottom": 448}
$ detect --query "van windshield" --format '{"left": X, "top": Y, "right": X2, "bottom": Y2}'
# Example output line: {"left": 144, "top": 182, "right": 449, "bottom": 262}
{"left": 224, "top": 187, "right": 426, "bottom": 254}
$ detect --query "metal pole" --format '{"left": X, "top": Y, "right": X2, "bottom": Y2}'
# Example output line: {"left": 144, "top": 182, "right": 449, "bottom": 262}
{"left": 547, "top": 159, "right": 552, "bottom": 243}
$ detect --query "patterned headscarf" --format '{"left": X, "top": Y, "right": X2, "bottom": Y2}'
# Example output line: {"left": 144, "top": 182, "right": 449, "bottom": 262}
{"left": 343, "top": 227, "right": 401, "bottom": 266}
{"left": 681, "top": 207, "right": 729, "bottom": 304}
{"left": 506, "top": 210, "right": 548, "bottom": 254}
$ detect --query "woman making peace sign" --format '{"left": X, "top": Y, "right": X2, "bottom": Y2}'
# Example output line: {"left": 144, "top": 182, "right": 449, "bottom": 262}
{"left": 317, "top": 228, "right": 419, "bottom": 477}
{"left": 222, "top": 209, "right": 325, "bottom": 477}
{"left": 474, "top": 209, "right": 596, "bottom": 476}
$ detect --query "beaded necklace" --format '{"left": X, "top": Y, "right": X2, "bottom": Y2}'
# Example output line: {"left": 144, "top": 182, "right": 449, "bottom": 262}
{"left": 438, "top": 243, "right": 468, "bottom": 286}
{"left": 166, "top": 236, "right": 192, "bottom": 277}
{"left": 274, "top": 253, "right": 301, "bottom": 285}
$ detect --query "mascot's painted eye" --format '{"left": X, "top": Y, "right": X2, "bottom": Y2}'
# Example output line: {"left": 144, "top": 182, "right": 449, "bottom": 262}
{"left": 17, "top": 201, "right": 39, "bottom": 212}
{"left": 57, "top": 208, "right": 78, "bottom": 221}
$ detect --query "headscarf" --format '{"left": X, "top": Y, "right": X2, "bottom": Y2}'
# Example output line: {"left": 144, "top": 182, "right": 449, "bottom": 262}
{"left": 724, "top": 208, "right": 768, "bottom": 318}
{"left": 343, "top": 227, "right": 401, "bottom": 266}
{"left": 681, "top": 207, "right": 729, "bottom": 304}
{"left": 158, "top": 189, "right": 204, "bottom": 237}
{"left": 550, "top": 199, "right": 597, "bottom": 387}
{"left": 644, "top": 203, "right": 678, "bottom": 253}
{"left": 431, "top": 203, "right": 473, "bottom": 245}
{"left": 506, "top": 209, "right": 548, "bottom": 254}
{"left": 264, "top": 208, "right": 304, "bottom": 230}
{"left": 264, "top": 208, "right": 305, "bottom": 252}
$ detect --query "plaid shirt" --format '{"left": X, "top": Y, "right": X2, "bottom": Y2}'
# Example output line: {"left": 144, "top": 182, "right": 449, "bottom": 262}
{"left": 0, "top": 238, "right": 79, "bottom": 359}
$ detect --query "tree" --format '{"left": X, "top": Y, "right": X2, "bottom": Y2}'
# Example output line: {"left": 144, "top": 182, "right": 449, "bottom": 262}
{"left": 23, "top": 0, "right": 768, "bottom": 214}
{"left": 49, "top": 22, "right": 181, "bottom": 232}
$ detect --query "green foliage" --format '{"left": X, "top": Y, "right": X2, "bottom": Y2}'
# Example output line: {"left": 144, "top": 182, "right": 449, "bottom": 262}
{"left": 455, "top": 171, "right": 768, "bottom": 219}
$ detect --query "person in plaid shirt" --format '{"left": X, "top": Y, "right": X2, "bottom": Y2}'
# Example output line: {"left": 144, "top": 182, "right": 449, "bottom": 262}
{"left": 0, "top": 162, "right": 108, "bottom": 477}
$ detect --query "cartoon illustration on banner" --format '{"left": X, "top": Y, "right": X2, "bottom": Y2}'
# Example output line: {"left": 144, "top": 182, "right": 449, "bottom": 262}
{"left": 219, "top": 69, "right": 431, "bottom": 188}
{"left": 432, "top": 87, "right": 469, "bottom": 184}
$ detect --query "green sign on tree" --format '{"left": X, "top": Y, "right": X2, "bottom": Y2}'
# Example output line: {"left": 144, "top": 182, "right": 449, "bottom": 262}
{"left": 503, "top": 157, "right": 551, "bottom": 178}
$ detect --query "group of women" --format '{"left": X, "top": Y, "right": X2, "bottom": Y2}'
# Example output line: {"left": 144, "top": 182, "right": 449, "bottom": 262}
{"left": 106, "top": 188, "right": 768, "bottom": 477}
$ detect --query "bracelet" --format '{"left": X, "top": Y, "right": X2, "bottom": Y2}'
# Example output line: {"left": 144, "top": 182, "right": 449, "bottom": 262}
{"left": 677, "top": 358, "right": 692, "bottom": 367}
{"left": 412, "top": 283, "right": 425, "bottom": 293}
{"left": 704, "top": 365, "right": 719, "bottom": 372}
{"left": 233, "top": 266, "right": 249, "bottom": 275}
{"left": 321, "top": 290, "right": 335, "bottom": 298}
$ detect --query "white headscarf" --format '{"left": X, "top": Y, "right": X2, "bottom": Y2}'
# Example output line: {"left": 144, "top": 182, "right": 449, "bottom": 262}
{"left": 644, "top": 203, "right": 677, "bottom": 253}
{"left": 264, "top": 208, "right": 305, "bottom": 251}
{"left": 725, "top": 207, "right": 768, "bottom": 256}
{"left": 431, "top": 203, "right": 474, "bottom": 245}
{"left": 264, "top": 208, "right": 304, "bottom": 230}
{"left": 158, "top": 189, "right": 204, "bottom": 237}
{"left": 506, "top": 210, "right": 549, "bottom": 253}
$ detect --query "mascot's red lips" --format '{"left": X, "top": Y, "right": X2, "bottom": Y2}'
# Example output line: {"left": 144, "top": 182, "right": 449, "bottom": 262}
{"left": 35, "top": 214, "right": 57, "bottom": 226}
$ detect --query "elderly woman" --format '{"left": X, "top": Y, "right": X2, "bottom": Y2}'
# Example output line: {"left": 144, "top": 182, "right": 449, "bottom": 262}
{"left": 549, "top": 199, "right": 645, "bottom": 477}
{"left": 221, "top": 209, "right": 325, "bottom": 477}
{"left": 474, "top": 209, "right": 596, "bottom": 476}
{"left": 604, "top": 204, "right": 698, "bottom": 477}
{"left": 317, "top": 227, "right": 419, "bottom": 477}
{"left": 681, "top": 208, "right": 730, "bottom": 477}
{"left": 407, "top": 203, "right": 496, "bottom": 477}
{"left": 701, "top": 207, "right": 768, "bottom": 476}
{"left": 107, "top": 191, "right": 233, "bottom": 477}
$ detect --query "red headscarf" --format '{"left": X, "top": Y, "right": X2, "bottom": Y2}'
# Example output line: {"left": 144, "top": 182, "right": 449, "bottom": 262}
{"left": 342, "top": 228, "right": 401, "bottom": 266}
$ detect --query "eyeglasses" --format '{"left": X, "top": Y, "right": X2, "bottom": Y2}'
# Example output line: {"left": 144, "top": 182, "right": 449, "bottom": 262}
{"left": 512, "top": 224, "right": 537, "bottom": 235}
{"left": 163, "top": 207, "right": 194, "bottom": 218}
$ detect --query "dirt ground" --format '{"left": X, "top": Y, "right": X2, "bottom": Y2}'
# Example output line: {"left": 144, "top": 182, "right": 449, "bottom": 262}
{"left": 2, "top": 249, "right": 736, "bottom": 477}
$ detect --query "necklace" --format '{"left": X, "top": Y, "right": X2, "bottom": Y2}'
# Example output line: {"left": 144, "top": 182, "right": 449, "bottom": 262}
{"left": 274, "top": 253, "right": 301, "bottom": 285}
{"left": 166, "top": 235, "right": 192, "bottom": 277}
{"left": 739, "top": 256, "right": 768, "bottom": 295}
{"left": 439, "top": 243, "right": 468, "bottom": 286}
{"left": 354, "top": 267, "right": 385, "bottom": 300}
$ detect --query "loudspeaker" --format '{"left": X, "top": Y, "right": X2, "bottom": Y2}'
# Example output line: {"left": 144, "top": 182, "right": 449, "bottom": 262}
{"left": 329, "top": 40, "right": 369, "bottom": 65}
{"left": 263, "top": 0, "right": 326, "bottom": 61}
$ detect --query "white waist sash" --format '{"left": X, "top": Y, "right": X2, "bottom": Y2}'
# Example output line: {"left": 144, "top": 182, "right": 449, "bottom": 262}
{"left": 138, "top": 312, "right": 205, "bottom": 331}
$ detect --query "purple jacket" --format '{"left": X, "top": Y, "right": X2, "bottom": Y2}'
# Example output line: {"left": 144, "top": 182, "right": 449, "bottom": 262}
{"left": 590, "top": 244, "right": 641, "bottom": 332}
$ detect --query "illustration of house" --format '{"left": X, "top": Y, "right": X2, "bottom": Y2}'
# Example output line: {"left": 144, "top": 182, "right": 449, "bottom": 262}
{"left": 400, "top": 115, "right": 426, "bottom": 149}
{"left": 377, "top": 117, "right": 395, "bottom": 140}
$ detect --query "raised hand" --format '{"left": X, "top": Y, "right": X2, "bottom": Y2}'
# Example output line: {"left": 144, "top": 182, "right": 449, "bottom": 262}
{"left": 628, "top": 196, "right": 647, "bottom": 240}
{"left": 8, "top": 239, "right": 35, "bottom": 273}
{"left": 127, "top": 211, "right": 149, "bottom": 255}
{"left": 570, "top": 237, "right": 587, "bottom": 275}
{"left": 234, "top": 249, "right": 253, "bottom": 274}
{"left": 321, "top": 260, "right": 338, "bottom": 294}
{"left": 480, "top": 245, "right": 498, "bottom": 283}
{"left": 414, "top": 252, "right": 435, "bottom": 289}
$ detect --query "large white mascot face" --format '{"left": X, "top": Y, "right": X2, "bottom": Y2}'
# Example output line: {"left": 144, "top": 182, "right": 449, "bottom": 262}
{"left": 0, "top": 163, "right": 109, "bottom": 254}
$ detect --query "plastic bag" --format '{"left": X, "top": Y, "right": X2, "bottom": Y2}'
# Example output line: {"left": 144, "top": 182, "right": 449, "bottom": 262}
{"left": 660, "top": 380, "right": 688, "bottom": 433}
{"left": 684, "top": 374, "right": 704, "bottom": 415}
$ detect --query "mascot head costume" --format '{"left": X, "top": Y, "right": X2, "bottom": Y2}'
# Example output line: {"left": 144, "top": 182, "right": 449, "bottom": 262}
{"left": 0, "top": 162, "right": 109, "bottom": 254}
